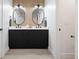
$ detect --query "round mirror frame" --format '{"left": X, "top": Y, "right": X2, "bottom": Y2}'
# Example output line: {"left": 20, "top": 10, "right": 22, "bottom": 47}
{"left": 13, "top": 6, "right": 25, "bottom": 27}
{"left": 32, "top": 8, "right": 45, "bottom": 27}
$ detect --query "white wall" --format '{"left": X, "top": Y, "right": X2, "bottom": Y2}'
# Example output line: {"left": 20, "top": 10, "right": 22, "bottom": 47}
{"left": 0, "top": 0, "right": 2, "bottom": 28}
{"left": 0, "top": 0, "right": 3, "bottom": 58}
{"left": 0, "top": 31, "right": 2, "bottom": 58}
{"left": 45, "top": 0, "right": 57, "bottom": 59}
{"left": 1, "top": 0, "right": 12, "bottom": 57}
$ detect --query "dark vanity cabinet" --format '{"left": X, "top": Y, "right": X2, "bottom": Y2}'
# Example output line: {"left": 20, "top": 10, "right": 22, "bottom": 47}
{"left": 9, "top": 29, "right": 48, "bottom": 49}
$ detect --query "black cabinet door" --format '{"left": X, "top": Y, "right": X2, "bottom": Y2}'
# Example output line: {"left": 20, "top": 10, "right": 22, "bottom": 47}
{"left": 9, "top": 30, "right": 48, "bottom": 49}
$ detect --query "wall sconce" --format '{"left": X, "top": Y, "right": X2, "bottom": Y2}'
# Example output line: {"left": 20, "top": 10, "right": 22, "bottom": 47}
{"left": 14, "top": 4, "right": 25, "bottom": 11}
{"left": 34, "top": 4, "right": 43, "bottom": 9}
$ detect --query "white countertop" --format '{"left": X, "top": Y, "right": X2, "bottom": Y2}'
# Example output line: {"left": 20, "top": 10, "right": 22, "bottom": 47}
{"left": 9, "top": 26, "right": 48, "bottom": 30}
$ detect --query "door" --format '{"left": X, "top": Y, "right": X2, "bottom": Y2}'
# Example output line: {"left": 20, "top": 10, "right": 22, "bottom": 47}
{"left": 56, "top": 0, "right": 75, "bottom": 59}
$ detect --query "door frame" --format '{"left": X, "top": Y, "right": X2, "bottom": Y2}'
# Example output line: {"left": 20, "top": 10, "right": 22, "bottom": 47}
{"left": 75, "top": 0, "right": 78, "bottom": 59}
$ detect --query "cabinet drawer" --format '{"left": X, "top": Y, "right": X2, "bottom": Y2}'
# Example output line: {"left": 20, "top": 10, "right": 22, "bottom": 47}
{"left": 9, "top": 30, "right": 48, "bottom": 49}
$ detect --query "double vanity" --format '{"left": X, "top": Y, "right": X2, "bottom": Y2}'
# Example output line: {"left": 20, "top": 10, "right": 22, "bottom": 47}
{"left": 9, "top": 2, "right": 48, "bottom": 49}
{"left": 9, "top": 27, "right": 48, "bottom": 49}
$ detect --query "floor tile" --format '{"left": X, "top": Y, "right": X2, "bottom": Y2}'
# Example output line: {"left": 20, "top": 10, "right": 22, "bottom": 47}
{"left": 2, "top": 49, "right": 53, "bottom": 59}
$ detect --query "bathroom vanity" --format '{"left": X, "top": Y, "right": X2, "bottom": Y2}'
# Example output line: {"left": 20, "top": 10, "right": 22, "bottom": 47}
{"left": 9, "top": 0, "right": 48, "bottom": 49}
{"left": 9, "top": 27, "right": 48, "bottom": 49}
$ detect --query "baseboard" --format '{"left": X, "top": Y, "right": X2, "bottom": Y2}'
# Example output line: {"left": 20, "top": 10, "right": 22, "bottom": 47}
{"left": 1, "top": 47, "right": 9, "bottom": 58}
{"left": 0, "top": 56, "right": 1, "bottom": 59}
{"left": 48, "top": 47, "right": 53, "bottom": 56}
{"left": 48, "top": 47, "right": 57, "bottom": 59}
{"left": 48, "top": 48, "right": 74, "bottom": 59}
{"left": 60, "top": 53, "right": 74, "bottom": 59}
{"left": 0, "top": 51, "right": 1, "bottom": 58}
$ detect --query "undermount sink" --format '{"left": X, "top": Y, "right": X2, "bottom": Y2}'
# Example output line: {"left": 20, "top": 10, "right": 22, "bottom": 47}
{"left": 9, "top": 26, "right": 48, "bottom": 30}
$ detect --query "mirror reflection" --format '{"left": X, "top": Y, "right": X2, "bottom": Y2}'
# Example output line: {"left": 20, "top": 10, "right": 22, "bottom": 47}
{"left": 32, "top": 4, "right": 45, "bottom": 28}
{"left": 13, "top": 4, "right": 25, "bottom": 27}
{"left": 10, "top": 3, "right": 47, "bottom": 28}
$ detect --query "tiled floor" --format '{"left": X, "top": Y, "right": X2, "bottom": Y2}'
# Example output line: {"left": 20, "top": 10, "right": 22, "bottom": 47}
{"left": 2, "top": 49, "right": 53, "bottom": 59}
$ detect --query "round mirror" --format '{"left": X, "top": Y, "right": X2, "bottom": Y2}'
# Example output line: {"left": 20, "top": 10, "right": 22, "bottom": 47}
{"left": 13, "top": 5, "right": 25, "bottom": 26}
{"left": 32, "top": 7, "right": 44, "bottom": 27}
